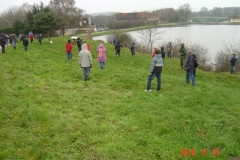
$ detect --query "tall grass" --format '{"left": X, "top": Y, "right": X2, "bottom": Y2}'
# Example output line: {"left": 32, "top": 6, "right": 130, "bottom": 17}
{"left": 0, "top": 36, "right": 240, "bottom": 160}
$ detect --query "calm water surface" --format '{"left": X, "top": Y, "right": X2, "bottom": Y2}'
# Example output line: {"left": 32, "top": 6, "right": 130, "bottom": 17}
{"left": 93, "top": 25, "right": 240, "bottom": 61}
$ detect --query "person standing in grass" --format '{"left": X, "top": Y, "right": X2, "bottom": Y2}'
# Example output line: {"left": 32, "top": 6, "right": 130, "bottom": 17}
{"left": 192, "top": 54, "right": 198, "bottom": 77}
{"left": 66, "top": 40, "right": 73, "bottom": 60}
{"left": 11, "top": 31, "right": 18, "bottom": 50}
{"left": 130, "top": 42, "right": 135, "bottom": 56}
{"left": 145, "top": 49, "right": 164, "bottom": 92}
{"left": 184, "top": 51, "right": 196, "bottom": 86}
{"left": 179, "top": 43, "right": 187, "bottom": 69}
{"left": 37, "top": 34, "right": 43, "bottom": 45}
{"left": 76, "top": 37, "right": 82, "bottom": 51}
{"left": 115, "top": 41, "right": 123, "bottom": 57}
{"left": 79, "top": 43, "right": 93, "bottom": 81}
{"left": 96, "top": 44, "right": 107, "bottom": 69}
{"left": 29, "top": 33, "right": 34, "bottom": 43}
{"left": 166, "top": 42, "right": 172, "bottom": 58}
{"left": 22, "top": 35, "right": 29, "bottom": 51}
{"left": 0, "top": 32, "right": 7, "bottom": 53}
{"left": 230, "top": 53, "right": 237, "bottom": 74}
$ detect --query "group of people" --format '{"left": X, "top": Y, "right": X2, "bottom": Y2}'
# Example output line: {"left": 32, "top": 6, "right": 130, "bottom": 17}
{"left": 0, "top": 30, "right": 44, "bottom": 53}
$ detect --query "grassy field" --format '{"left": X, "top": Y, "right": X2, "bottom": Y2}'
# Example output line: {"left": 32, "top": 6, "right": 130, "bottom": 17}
{"left": 0, "top": 36, "right": 240, "bottom": 160}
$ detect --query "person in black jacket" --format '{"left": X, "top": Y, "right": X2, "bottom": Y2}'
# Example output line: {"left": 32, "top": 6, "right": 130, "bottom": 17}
{"left": 230, "top": 53, "right": 237, "bottom": 74}
{"left": 115, "top": 41, "right": 123, "bottom": 57}
{"left": 184, "top": 51, "right": 196, "bottom": 86}
{"left": 37, "top": 34, "right": 43, "bottom": 45}
{"left": 22, "top": 35, "right": 29, "bottom": 51}
{"left": 130, "top": 42, "right": 135, "bottom": 56}
{"left": 192, "top": 54, "right": 198, "bottom": 77}
{"left": 0, "top": 32, "right": 7, "bottom": 53}
{"left": 76, "top": 37, "right": 82, "bottom": 51}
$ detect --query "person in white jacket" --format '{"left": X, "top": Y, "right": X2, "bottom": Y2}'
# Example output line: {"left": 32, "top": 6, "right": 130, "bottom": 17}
{"left": 78, "top": 43, "right": 93, "bottom": 81}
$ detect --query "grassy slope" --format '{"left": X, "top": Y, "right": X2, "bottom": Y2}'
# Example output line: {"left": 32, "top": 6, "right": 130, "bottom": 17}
{"left": 0, "top": 37, "right": 240, "bottom": 160}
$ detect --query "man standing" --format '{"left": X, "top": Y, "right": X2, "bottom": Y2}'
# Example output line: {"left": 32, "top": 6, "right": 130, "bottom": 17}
{"left": 11, "top": 31, "right": 18, "bottom": 49}
{"left": 184, "top": 51, "right": 196, "bottom": 86}
{"left": 230, "top": 53, "right": 237, "bottom": 74}
{"left": 78, "top": 43, "right": 93, "bottom": 81}
{"left": 0, "top": 32, "right": 7, "bottom": 53}
{"left": 179, "top": 43, "right": 187, "bottom": 69}
{"left": 145, "top": 49, "right": 164, "bottom": 92}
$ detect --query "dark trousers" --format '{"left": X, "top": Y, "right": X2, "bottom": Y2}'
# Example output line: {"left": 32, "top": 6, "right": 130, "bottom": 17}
{"left": 146, "top": 73, "right": 161, "bottom": 90}
{"left": 115, "top": 50, "right": 120, "bottom": 56}
{"left": 1, "top": 45, "right": 5, "bottom": 53}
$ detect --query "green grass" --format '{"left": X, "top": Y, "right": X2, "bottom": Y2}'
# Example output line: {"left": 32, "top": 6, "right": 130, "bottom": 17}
{"left": 0, "top": 37, "right": 240, "bottom": 160}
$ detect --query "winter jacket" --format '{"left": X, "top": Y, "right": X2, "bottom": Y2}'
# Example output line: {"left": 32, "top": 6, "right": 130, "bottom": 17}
{"left": 96, "top": 44, "right": 106, "bottom": 62}
{"left": 11, "top": 33, "right": 17, "bottom": 42}
{"left": 179, "top": 44, "right": 187, "bottom": 59}
{"left": 184, "top": 55, "right": 195, "bottom": 72}
{"left": 66, "top": 42, "right": 73, "bottom": 53}
{"left": 130, "top": 43, "right": 135, "bottom": 53}
{"left": 230, "top": 56, "right": 237, "bottom": 66}
{"left": 115, "top": 43, "right": 123, "bottom": 51}
{"left": 160, "top": 47, "right": 165, "bottom": 59}
{"left": 22, "top": 36, "right": 29, "bottom": 46}
{"left": 150, "top": 53, "right": 164, "bottom": 73}
{"left": 79, "top": 43, "right": 93, "bottom": 68}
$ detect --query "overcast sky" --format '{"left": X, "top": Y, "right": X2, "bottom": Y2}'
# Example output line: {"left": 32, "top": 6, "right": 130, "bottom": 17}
{"left": 0, "top": 0, "right": 239, "bottom": 14}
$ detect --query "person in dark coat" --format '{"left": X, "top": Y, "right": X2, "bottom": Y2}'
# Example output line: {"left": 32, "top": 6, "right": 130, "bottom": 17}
{"left": 22, "top": 35, "right": 29, "bottom": 51}
{"left": 0, "top": 32, "right": 7, "bottom": 53}
{"left": 37, "top": 34, "right": 43, "bottom": 45}
{"left": 11, "top": 31, "right": 18, "bottom": 49}
{"left": 192, "top": 54, "right": 198, "bottom": 77}
{"left": 230, "top": 53, "right": 237, "bottom": 74}
{"left": 76, "top": 37, "right": 82, "bottom": 51}
{"left": 160, "top": 46, "right": 165, "bottom": 63}
{"left": 184, "top": 51, "right": 196, "bottom": 86}
{"left": 115, "top": 42, "right": 123, "bottom": 57}
{"left": 130, "top": 42, "right": 135, "bottom": 56}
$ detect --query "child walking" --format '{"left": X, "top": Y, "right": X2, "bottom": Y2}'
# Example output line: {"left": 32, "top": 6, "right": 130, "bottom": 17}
{"left": 66, "top": 40, "right": 73, "bottom": 60}
{"left": 96, "top": 44, "right": 107, "bottom": 69}
{"left": 115, "top": 41, "right": 123, "bottom": 57}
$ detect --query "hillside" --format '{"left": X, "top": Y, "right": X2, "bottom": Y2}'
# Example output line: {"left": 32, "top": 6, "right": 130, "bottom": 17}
{"left": 0, "top": 36, "right": 240, "bottom": 160}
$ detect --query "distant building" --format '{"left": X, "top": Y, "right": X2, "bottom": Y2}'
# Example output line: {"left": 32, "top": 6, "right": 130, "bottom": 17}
{"left": 230, "top": 19, "right": 240, "bottom": 22}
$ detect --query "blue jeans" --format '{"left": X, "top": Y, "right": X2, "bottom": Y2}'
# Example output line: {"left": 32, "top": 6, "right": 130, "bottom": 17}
{"left": 24, "top": 46, "right": 28, "bottom": 51}
{"left": 186, "top": 71, "right": 196, "bottom": 86}
{"left": 82, "top": 67, "right": 90, "bottom": 81}
{"left": 231, "top": 66, "right": 236, "bottom": 74}
{"left": 67, "top": 53, "right": 72, "bottom": 60}
{"left": 100, "top": 62, "right": 105, "bottom": 69}
{"left": 147, "top": 73, "right": 161, "bottom": 90}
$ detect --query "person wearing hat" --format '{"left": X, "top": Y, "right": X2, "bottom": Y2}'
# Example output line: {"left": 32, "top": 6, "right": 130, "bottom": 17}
{"left": 145, "top": 49, "right": 164, "bottom": 92}
{"left": 230, "top": 53, "right": 237, "bottom": 74}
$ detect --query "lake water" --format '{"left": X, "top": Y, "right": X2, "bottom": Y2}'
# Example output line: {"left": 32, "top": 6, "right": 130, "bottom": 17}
{"left": 92, "top": 25, "right": 240, "bottom": 61}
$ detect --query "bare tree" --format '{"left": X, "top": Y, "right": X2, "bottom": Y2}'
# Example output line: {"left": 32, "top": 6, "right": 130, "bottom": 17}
{"left": 49, "top": 0, "right": 84, "bottom": 36}
{"left": 178, "top": 3, "right": 192, "bottom": 22}
{"left": 200, "top": 7, "right": 208, "bottom": 17}
{"left": 137, "top": 11, "right": 165, "bottom": 54}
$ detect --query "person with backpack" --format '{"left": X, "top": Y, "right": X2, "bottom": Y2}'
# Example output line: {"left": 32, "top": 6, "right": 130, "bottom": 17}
{"left": 230, "top": 53, "right": 237, "bottom": 74}
{"left": 184, "top": 51, "right": 196, "bottom": 86}
{"left": 130, "top": 42, "right": 135, "bottom": 56}
{"left": 192, "top": 54, "right": 198, "bottom": 77}
{"left": 22, "top": 35, "right": 29, "bottom": 51}
{"left": 145, "top": 49, "right": 164, "bottom": 92}
{"left": 0, "top": 32, "right": 7, "bottom": 53}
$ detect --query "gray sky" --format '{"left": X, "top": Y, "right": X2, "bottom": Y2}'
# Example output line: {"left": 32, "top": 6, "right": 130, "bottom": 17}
{"left": 0, "top": 0, "right": 239, "bottom": 14}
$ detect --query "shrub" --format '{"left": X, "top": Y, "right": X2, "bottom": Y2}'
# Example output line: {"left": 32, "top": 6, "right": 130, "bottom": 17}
{"left": 214, "top": 42, "right": 240, "bottom": 72}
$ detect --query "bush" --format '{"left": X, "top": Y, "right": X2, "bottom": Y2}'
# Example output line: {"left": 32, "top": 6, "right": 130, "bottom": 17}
{"left": 107, "top": 32, "right": 138, "bottom": 49}
{"left": 214, "top": 42, "right": 240, "bottom": 72}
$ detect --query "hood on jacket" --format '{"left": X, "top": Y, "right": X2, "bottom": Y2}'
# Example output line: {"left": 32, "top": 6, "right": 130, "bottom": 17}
{"left": 82, "top": 43, "right": 88, "bottom": 51}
